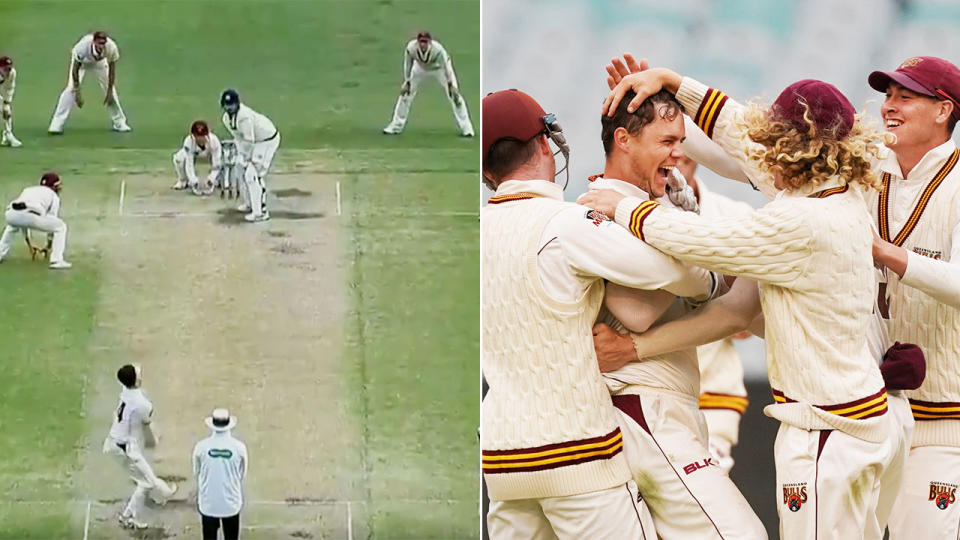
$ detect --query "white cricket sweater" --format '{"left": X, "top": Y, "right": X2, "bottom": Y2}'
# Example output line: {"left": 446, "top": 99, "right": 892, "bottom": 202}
{"left": 589, "top": 176, "right": 712, "bottom": 398}
{"left": 695, "top": 178, "right": 752, "bottom": 424}
{"left": 481, "top": 183, "right": 630, "bottom": 501}
{"left": 869, "top": 141, "right": 960, "bottom": 446}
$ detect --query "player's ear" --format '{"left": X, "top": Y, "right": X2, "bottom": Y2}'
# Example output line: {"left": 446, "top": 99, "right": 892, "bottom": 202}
{"left": 613, "top": 127, "right": 631, "bottom": 153}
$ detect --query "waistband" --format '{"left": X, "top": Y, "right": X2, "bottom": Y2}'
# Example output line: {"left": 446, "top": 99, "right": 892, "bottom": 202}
{"left": 699, "top": 392, "right": 749, "bottom": 414}
{"left": 772, "top": 387, "right": 887, "bottom": 420}
{"left": 258, "top": 131, "right": 279, "bottom": 143}
{"left": 482, "top": 427, "right": 623, "bottom": 474}
{"left": 909, "top": 398, "right": 960, "bottom": 420}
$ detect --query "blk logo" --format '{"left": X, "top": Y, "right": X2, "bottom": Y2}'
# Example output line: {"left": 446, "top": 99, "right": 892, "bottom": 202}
{"left": 682, "top": 458, "right": 715, "bottom": 475}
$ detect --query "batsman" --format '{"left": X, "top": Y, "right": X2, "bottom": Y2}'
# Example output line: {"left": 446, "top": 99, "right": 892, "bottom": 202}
{"left": 220, "top": 89, "right": 279, "bottom": 222}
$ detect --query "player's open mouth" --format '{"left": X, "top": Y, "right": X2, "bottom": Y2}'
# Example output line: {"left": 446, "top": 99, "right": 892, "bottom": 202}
{"left": 885, "top": 119, "right": 903, "bottom": 131}
{"left": 657, "top": 166, "right": 673, "bottom": 180}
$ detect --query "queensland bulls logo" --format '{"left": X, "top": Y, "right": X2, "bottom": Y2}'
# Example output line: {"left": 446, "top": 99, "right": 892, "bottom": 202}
{"left": 584, "top": 209, "right": 611, "bottom": 227}
{"left": 782, "top": 483, "right": 808, "bottom": 512}
{"left": 930, "top": 482, "right": 957, "bottom": 510}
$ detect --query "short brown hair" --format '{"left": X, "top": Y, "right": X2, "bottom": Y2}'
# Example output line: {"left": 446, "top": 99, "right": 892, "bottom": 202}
{"left": 601, "top": 89, "right": 682, "bottom": 155}
{"left": 483, "top": 135, "right": 541, "bottom": 189}
{"left": 190, "top": 120, "right": 209, "bottom": 137}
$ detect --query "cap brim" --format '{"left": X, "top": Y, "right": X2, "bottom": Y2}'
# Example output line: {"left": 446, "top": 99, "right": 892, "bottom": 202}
{"left": 868, "top": 70, "right": 935, "bottom": 97}
{"left": 204, "top": 416, "right": 238, "bottom": 431}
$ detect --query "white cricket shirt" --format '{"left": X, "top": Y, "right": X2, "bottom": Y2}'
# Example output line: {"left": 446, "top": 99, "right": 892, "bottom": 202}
{"left": 222, "top": 104, "right": 277, "bottom": 144}
{"left": 193, "top": 432, "right": 248, "bottom": 518}
{"left": 0, "top": 68, "right": 15, "bottom": 103}
{"left": 107, "top": 387, "right": 152, "bottom": 446}
{"left": 9, "top": 186, "right": 61, "bottom": 217}
{"left": 71, "top": 34, "right": 120, "bottom": 65}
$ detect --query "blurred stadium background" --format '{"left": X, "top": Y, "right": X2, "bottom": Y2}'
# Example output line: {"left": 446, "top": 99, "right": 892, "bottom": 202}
{"left": 482, "top": 0, "right": 960, "bottom": 536}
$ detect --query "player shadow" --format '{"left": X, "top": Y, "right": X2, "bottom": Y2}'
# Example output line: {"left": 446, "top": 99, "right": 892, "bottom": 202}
{"left": 215, "top": 208, "right": 325, "bottom": 225}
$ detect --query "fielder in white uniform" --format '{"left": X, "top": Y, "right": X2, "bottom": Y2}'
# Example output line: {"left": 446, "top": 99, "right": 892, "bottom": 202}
{"left": 866, "top": 56, "right": 960, "bottom": 540}
{"left": 0, "top": 56, "right": 21, "bottom": 147}
{"left": 383, "top": 31, "right": 474, "bottom": 136}
{"left": 194, "top": 408, "right": 247, "bottom": 540}
{"left": 48, "top": 31, "right": 130, "bottom": 134}
{"left": 220, "top": 89, "right": 279, "bottom": 222}
{"left": 585, "top": 90, "right": 764, "bottom": 540}
{"left": 173, "top": 120, "right": 222, "bottom": 195}
{"left": 0, "top": 172, "right": 71, "bottom": 269}
{"left": 102, "top": 364, "right": 177, "bottom": 530}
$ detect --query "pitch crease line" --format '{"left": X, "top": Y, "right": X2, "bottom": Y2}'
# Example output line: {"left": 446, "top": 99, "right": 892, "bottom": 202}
{"left": 118, "top": 180, "right": 126, "bottom": 216}
{"left": 82, "top": 500, "right": 91, "bottom": 540}
{"left": 336, "top": 181, "right": 342, "bottom": 216}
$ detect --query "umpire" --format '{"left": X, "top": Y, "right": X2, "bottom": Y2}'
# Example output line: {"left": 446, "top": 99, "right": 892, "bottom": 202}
{"left": 193, "top": 408, "right": 248, "bottom": 540}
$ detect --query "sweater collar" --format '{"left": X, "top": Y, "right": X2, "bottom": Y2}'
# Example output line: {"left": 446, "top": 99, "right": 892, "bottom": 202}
{"left": 587, "top": 176, "right": 651, "bottom": 200}
{"left": 775, "top": 175, "right": 846, "bottom": 200}
{"left": 879, "top": 139, "right": 957, "bottom": 183}
{"left": 493, "top": 179, "right": 564, "bottom": 201}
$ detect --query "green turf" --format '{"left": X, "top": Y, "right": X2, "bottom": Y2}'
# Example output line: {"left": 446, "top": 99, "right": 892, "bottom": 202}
{"left": 0, "top": 1, "right": 479, "bottom": 538}
{"left": 345, "top": 149, "right": 480, "bottom": 538}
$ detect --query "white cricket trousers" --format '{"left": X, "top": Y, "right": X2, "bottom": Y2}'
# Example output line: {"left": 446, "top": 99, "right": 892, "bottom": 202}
{"left": 487, "top": 480, "right": 656, "bottom": 540}
{"left": 612, "top": 390, "right": 767, "bottom": 540}
{"left": 701, "top": 408, "right": 744, "bottom": 474}
{"left": 874, "top": 392, "right": 913, "bottom": 535}
{"left": 242, "top": 134, "right": 280, "bottom": 216}
{"left": 102, "top": 438, "right": 176, "bottom": 520}
{"left": 774, "top": 415, "right": 898, "bottom": 540}
{"left": 48, "top": 61, "right": 127, "bottom": 132}
{"left": 387, "top": 64, "right": 474, "bottom": 134}
{"left": 0, "top": 209, "right": 67, "bottom": 262}
{"left": 887, "top": 431, "right": 960, "bottom": 538}
{"left": 173, "top": 148, "right": 217, "bottom": 186}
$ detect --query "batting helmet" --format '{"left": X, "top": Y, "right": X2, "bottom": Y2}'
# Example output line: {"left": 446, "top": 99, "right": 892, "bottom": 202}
{"left": 220, "top": 89, "right": 240, "bottom": 114}
{"left": 190, "top": 120, "right": 209, "bottom": 137}
{"left": 39, "top": 172, "right": 62, "bottom": 192}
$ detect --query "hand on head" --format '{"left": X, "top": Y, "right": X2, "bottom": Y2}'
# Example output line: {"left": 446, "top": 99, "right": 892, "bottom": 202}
{"left": 605, "top": 54, "right": 647, "bottom": 90}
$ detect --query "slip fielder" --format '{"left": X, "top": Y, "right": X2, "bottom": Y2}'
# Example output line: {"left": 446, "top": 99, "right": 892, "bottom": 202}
{"left": 0, "top": 172, "right": 71, "bottom": 269}
{"left": 383, "top": 31, "right": 474, "bottom": 136}
{"left": 0, "top": 56, "right": 21, "bottom": 147}
{"left": 102, "top": 364, "right": 178, "bottom": 530}
{"left": 172, "top": 120, "right": 223, "bottom": 195}
{"left": 48, "top": 31, "right": 130, "bottom": 134}
{"left": 220, "top": 89, "right": 279, "bottom": 222}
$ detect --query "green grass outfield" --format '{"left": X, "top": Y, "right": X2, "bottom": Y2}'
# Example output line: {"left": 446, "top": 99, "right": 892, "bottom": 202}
{"left": 0, "top": 1, "right": 479, "bottom": 538}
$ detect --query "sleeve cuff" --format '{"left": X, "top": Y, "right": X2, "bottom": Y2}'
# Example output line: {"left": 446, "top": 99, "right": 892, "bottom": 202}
{"left": 901, "top": 250, "right": 933, "bottom": 289}
{"left": 677, "top": 76, "right": 729, "bottom": 139}
{"left": 676, "top": 76, "right": 710, "bottom": 116}
{"left": 614, "top": 196, "right": 660, "bottom": 241}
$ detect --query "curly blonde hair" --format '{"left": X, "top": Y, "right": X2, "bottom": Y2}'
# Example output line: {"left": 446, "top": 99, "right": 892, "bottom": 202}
{"left": 737, "top": 101, "right": 891, "bottom": 192}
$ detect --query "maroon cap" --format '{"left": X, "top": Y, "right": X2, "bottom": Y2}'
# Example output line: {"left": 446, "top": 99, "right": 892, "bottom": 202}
{"left": 190, "top": 120, "right": 209, "bottom": 137}
{"left": 880, "top": 341, "right": 926, "bottom": 391}
{"left": 93, "top": 31, "right": 108, "bottom": 43}
{"left": 0, "top": 56, "right": 11, "bottom": 69}
{"left": 869, "top": 56, "right": 960, "bottom": 121}
{"left": 40, "top": 172, "right": 62, "bottom": 191}
{"left": 416, "top": 31, "right": 431, "bottom": 43}
{"left": 771, "top": 79, "right": 855, "bottom": 138}
{"left": 482, "top": 90, "right": 547, "bottom": 161}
